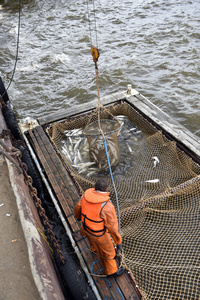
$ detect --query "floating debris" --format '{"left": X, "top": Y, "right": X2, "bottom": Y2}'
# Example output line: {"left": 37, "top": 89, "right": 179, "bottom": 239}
{"left": 0, "top": 203, "right": 4, "bottom": 207}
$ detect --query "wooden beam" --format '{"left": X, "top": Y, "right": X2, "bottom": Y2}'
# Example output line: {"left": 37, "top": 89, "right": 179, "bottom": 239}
{"left": 126, "top": 92, "right": 200, "bottom": 162}
{"left": 28, "top": 126, "right": 80, "bottom": 232}
{"left": 37, "top": 92, "right": 125, "bottom": 125}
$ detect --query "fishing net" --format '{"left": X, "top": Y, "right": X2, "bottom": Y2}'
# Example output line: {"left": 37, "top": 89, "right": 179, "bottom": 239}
{"left": 84, "top": 119, "right": 121, "bottom": 169}
{"left": 46, "top": 101, "right": 200, "bottom": 300}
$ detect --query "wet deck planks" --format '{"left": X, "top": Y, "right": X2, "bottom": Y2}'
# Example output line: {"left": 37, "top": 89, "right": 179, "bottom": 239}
{"left": 28, "top": 125, "right": 141, "bottom": 300}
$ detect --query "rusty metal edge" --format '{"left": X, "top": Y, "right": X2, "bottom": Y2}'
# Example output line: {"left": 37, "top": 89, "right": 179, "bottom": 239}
{"left": 0, "top": 106, "right": 65, "bottom": 300}
{"left": 6, "top": 161, "right": 66, "bottom": 300}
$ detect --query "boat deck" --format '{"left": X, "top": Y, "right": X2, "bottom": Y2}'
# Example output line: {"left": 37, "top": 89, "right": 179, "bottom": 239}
{"left": 25, "top": 88, "right": 200, "bottom": 300}
{"left": 28, "top": 124, "right": 142, "bottom": 300}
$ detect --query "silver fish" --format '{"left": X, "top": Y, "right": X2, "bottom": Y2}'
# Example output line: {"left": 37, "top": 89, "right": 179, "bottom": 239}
{"left": 78, "top": 168, "right": 88, "bottom": 174}
{"left": 130, "top": 136, "right": 138, "bottom": 142}
{"left": 127, "top": 143, "right": 133, "bottom": 153}
{"left": 67, "top": 142, "right": 73, "bottom": 153}
{"left": 117, "top": 121, "right": 124, "bottom": 135}
{"left": 73, "top": 151, "right": 80, "bottom": 165}
{"left": 129, "top": 127, "right": 141, "bottom": 134}
{"left": 78, "top": 161, "right": 96, "bottom": 172}
{"left": 77, "top": 149, "right": 82, "bottom": 162}
{"left": 129, "top": 127, "right": 137, "bottom": 132}
{"left": 83, "top": 138, "right": 88, "bottom": 145}
{"left": 64, "top": 128, "right": 83, "bottom": 136}
{"left": 145, "top": 179, "right": 159, "bottom": 183}
{"left": 71, "top": 128, "right": 83, "bottom": 136}
{"left": 86, "top": 170, "right": 97, "bottom": 177}
{"left": 78, "top": 162, "right": 97, "bottom": 174}
{"left": 61, "top": 146, "right": 72, "bottom": 163}
{"left": 115, "top": 115, "right": 127, "bottom": 120}
{"left": 74, "top": 138, "right": 83, "bottom": 151}
{"left": 88, "top": 167, "right": 99, "bottom": 171}
{"left": 64, "top": 129, "right": 73, "bottom": 136}
{"left": 68, "top": 136, "right": 73, "bottom": 145}
{"left": 152, "top": 156, "right": 160, "bottom": 168}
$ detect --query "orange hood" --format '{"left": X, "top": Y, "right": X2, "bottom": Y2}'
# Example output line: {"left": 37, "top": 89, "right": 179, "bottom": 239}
{"left": 84, "top": 188, "right": 110, "bottom": 204}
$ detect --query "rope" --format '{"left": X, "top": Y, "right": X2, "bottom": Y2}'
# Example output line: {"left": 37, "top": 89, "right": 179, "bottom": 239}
{"left": 86, "top": 0, "right": 99, "bottom": 48}
{"left": 92, "top": 0, "right": 98, "bottom": 48}
{"left": 103, "top": 136, "right": 121, "bottom": 234}
{"left": 85, "top": 0, "right": 121, "bottom": 235}
{"left": 81, "top": 247, "right": 124, "bottom": 278}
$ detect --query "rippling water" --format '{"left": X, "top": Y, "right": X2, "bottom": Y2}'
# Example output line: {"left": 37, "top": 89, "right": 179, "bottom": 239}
{"left": 0, "top": 0, "right": 200, "bottom": 137}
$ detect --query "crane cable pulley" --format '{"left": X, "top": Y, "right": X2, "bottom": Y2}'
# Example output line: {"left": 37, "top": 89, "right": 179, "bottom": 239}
{"left": 91, "top": 46, "right": 100, "bottom": 64}
{"left": 90, "top": 46, "right": 100, "bottom": 106}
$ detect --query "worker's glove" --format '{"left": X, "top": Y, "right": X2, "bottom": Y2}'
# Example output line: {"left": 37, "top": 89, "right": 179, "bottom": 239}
{"left": 116, "top": 243, "right": 122, "bottom": 254}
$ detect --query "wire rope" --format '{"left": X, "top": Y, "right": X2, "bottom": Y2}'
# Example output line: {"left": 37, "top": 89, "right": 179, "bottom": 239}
{"left": 92, "top": 0, "right": 98, "bottom": 48}
{"left": 86, "top": 0, "right": 99, "bottom": 48}
{"left": 86, "top": 0, "right": 92, "bottom": 47}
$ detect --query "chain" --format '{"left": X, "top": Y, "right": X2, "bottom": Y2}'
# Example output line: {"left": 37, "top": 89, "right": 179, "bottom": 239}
{"left": 16, "top": 150, "right": 65, "bottom": 263}
{"left": 0, "top": 131, "right": 65, "bottom": 263}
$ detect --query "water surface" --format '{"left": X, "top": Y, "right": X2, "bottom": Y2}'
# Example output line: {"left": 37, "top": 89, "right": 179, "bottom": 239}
{"left": 0, "top": 0, "right": 200, "bottom": 137}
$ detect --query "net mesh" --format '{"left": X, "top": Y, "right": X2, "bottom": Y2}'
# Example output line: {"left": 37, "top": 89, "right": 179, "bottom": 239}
{"left": 84, "top": 119, "right": 121, "bottom": 169}
{"left": 46, "top": 101, "right": 200, "bottom": 300}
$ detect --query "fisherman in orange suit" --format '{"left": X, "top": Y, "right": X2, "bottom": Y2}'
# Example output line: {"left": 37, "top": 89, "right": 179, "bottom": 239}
{"left": 75, "top": 179, "right": 124, "bottom": 277}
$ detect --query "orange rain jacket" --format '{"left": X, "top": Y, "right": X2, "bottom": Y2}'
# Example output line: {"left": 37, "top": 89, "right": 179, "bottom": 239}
{"left": 75, "top": 188, "right": 122, "bottom": 275}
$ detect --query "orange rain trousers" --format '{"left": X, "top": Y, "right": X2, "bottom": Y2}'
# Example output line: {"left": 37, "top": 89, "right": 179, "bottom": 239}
{"left": 80, "top": 225, "right": 118, "bottom": 275}
{"left": 75, "top": 189, "right": 122, "bottom": 275}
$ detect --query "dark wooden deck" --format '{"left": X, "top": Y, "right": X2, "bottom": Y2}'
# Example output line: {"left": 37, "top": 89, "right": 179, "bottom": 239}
{"left": 26, "top": 88, "right": 200, "bottom": 299}
{"left": 28, "top": 124, "right": 142, "bottom": 300}
{"left": 27, "top": 88, "right": 200, "bottom": 300}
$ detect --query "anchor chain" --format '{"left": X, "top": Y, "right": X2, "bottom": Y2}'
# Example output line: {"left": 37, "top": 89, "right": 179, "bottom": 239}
{"left": 0, "top": 130, "right": 65, "bottom": 263}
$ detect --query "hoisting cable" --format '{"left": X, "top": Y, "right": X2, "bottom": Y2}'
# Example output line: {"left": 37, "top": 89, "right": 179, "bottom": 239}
{"left": 85, "top": 0, "right": 121, "bottom": 235}
{"left": 103, "top": 135, "right": 121, "bottom": 235}
{"left": 86, "top": 0, "right": 99, "bottom": 49}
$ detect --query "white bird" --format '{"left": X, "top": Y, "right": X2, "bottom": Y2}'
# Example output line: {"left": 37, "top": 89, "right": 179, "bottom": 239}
{"left": 152, "top": 156, "right": 160, "bottom": 168}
